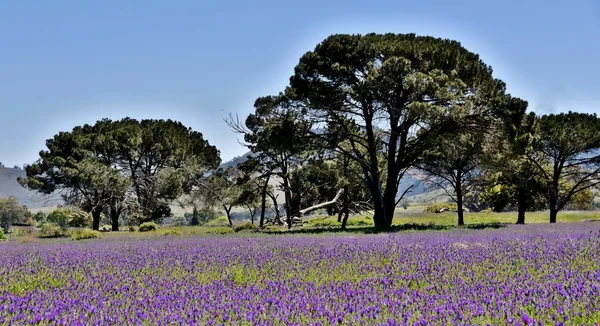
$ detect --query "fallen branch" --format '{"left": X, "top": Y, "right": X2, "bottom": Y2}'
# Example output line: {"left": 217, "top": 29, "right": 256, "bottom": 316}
{"left": 295, "top": 189, "right": 344, "bottom": 217}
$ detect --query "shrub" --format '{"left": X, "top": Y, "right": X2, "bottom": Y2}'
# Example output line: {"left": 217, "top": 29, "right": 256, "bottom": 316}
{"left": 47, "top": 208, "right": 71, "bottom": 230}
{"left": 38, "top": 223, "right": 68, "bottom": 238}
{"left": 161, "top": 229, "right": 183, "bottom": 236}
{"left": 138, "top": 222, "right": 158, "bottom": 232}
{"left": 208, "top": 227, "right": 234, "bottom": 235}
{"left": 206, "top": 216, "right": 230, "bottom": 227}
{"left": 128, "top": 226, "right": 138, "bottom": 232}
{"left": 69, "top": 210, "right": 92, "bottom": 228}
{"left": 71, "top": 229, "right": 101, "bottom": 240}
{"left": 33, "top": 211, "right": 46, "bottom": 223}
{"left": 0, "top": 228, "right": 6, "bottom": 240}
{"left": 424, "top": 203, "right": 458, "bottom": 213}
{"left": 234, "top": 222, "right": 258, "bottom": 232}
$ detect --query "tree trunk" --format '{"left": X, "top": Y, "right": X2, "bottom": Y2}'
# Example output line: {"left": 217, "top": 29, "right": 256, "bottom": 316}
{"left": 91, "top": 207, "right": 102, "bottom": 231}
{"left": 549, "top": 207, "right": 558, "bottom": 224}
{"left": 281, "top": 172, "right": 293, "bottom": 229}
{"left": 259, "top": 174, "right": 270, "bottom": 228}
{"left": 516, "top": 188, "right": 526, "bottom": 225}
{"left": 367, "top": 176, "right": 387, "bottom": 228}
{"left": 341, "top": 186, "right": 349, "bottom": 229}
{"left": 110, "top": 205, "right": 120, "bottom": 231}
{"left": 248, "top": 206, "right": 255, "bottom": 225}
{"left": 268, "top": 192, "right": 284, "bottom": 225}
{"left": 224, "top": 205, "right": 233, "bottom": 227}
{"left": 456, "top": 179, "right": 464, "bottom": 226}
{"left": 549, "top": 185, "right": 558, "bottom": 223}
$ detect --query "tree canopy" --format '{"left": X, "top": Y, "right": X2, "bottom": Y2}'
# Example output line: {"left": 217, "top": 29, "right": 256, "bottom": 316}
{"left": 20, "top": 118, "right": 220, "bottom": 230}
{"left": 279, "top": 33, "right": 522, "bottom": 228}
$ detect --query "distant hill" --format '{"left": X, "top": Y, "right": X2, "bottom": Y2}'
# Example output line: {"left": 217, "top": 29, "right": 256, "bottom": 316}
{"left": 0, "top": 167, "right": 62, "bottom": 210}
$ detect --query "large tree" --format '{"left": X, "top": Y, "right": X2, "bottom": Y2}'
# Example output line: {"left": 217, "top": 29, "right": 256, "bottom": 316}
{"left": 230, "top": 98, "right": 314, "bottom": 228}
{"left": 21, "top": 118, "right": 220, "bottom": 230}
{"left": 20, "top": 127, "right": 129, "bottom": 230}
{"left": 482, "top": 110, "right": 547, "bottom": 224}
{"left": 527, "top": 112, "right": 600, "bottom": 223}
{"left": 284, "top": 33, "right": 518, "bottom": 228}
{"left": 112, "top": 118, "right": 220, "bottom": 223}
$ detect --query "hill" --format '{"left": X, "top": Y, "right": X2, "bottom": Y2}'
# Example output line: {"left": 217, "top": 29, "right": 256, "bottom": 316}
{"left": 0, "top": 167, "right": 62, "bottom": 210}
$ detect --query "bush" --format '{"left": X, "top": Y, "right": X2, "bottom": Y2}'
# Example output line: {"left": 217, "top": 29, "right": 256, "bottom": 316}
{"left": 128, "top": 226, "right": 138, "bottom": 232}
{"left": 69, "top": 210, "right": 92, "bottom": 228}
{"left": 206, "top": 216, "right": 230, "bottom": 227}
{"left": 234, "top": 222, "right": 258, "bottom": 232}
{"left": 424, "top": 203, "right": 458, "bottom": 213}
{"left": 33, "top": 211, "right": 46, "bottom": 223}
{"left": 208, "top": 227, "right": 234, "bottom": 235}
{"left": 99, "top": 225, "right": 112, "bottom": 232}
{"left": 38, "top": 223, "right": 68, "bottom": 238}
{"left": 47, "top": 208, "right": 71, "bottom": 230}
{"left": 138, "top": 222, "right": 158, "bottom": 232}
{"left": 0, "top": 228, "right": 6, "bottom": 240}
{"left": 161, "top": 229, "right": 183, "bottom": 236}
{"left": 71, "top": 229, "right": 101, "bottom": 240}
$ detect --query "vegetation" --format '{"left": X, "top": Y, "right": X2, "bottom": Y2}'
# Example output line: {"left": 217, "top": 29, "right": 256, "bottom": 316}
{"left": 233, "top": 222, "right": 258, "bottom": 232}
{"left": 138, "top": 222, "right": 158, "bottom": 232}
{"left": 71, "top": 229, "right": 101, "bottom": 240}
{"left": 20, "top": 118, "right": 220, "bottom": 231}
{"left": 0, "top": 197, "right": 33, "bottom": 233}
{"left": 38, "top": 223, "right": 69, "bottom": 238}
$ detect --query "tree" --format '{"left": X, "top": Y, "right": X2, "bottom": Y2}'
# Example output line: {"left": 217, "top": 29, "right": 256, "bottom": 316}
{"left": 418, "top": 132, "right": 484, "bottom": 226}
{"left": 113, "top": 118, "right": 221, "bottom": 224}
{"left": 527, "top": 112, "right": 600, "bottom": 223}
{"left": 0, "top": 197, "right": 31, "bottom": 233}
{"left": 195, "top": 167, "right": 243, "bottom": 227}
{"left": 284, "top": 33, "right": 517, "bottom": 229}
{"left": 32, "top": 211, "right": 46, "bottom": 223}
{"left": 229, "top": 98, "right": 313, "bottom": 229}
{"left": 21, "top": 118, "right": 220, "bottom": 230}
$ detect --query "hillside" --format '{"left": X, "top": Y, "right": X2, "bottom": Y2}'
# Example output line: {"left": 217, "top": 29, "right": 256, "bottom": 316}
{"left": 0, "top": 167, "right": 61, "bottom": 210}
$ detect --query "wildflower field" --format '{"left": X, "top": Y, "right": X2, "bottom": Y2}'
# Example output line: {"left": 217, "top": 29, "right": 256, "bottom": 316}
{"left": 1, "top": 223, "right": 600, "bottom": 325}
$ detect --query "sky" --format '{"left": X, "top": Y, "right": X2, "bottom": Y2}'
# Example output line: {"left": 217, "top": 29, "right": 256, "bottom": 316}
{"left": 0, "top": 0, "right": 599, "bottom": 168}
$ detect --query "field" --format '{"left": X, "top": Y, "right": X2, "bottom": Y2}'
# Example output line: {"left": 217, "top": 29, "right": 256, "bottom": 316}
{"left": 1, "top": 214, "right": 600, "bottom": 325}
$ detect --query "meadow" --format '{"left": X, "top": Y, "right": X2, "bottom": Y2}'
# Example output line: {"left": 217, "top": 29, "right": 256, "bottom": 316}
{"left": 1, "top": 211, "right": 600, "bottom": 325}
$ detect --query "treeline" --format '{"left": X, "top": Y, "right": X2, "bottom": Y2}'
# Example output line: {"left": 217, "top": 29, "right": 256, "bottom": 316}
{"left": 17, "top": 33, "right": 600, "bottom": 231}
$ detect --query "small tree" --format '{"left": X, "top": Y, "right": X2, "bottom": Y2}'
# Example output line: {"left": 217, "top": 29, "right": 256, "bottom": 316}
{"left": 47, "top": 208, "right": 71, "bottom": 231}
{"left": 0, "top": 197, "right": 31, "bottom": 233}
{"left": 527, "top": 112, "right": 600, "bottom": 222}
{"left": 418, "top": 132, "right": 484, "bottom": 226}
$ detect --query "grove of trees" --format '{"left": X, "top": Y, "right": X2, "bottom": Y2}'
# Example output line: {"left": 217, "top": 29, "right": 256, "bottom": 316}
{"left": 16, "top": 33, "right": 600, "bottom": 231}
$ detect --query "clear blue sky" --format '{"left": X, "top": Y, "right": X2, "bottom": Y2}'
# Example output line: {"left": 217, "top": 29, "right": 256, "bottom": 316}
{"left": 0, "top": 0, "right": 598, "bottom": 167}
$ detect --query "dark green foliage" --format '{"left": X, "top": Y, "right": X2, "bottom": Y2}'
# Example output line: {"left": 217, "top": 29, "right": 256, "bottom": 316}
{"left": 138, "top": 222, "right": 157, "bottom": 232}
{"left": 32, "top": 211, "right": 46, "bottom": 223}
{"left": 20, "top": 118, "right": 220, "bottom": 230}
{"left": 39, "top": 223, "right": 68, "bottom": 238}
{"left": 283, "top": 33, "right": 519, "bottom": 229}
{"left": 528, "top": 112, "right": 600, "bottom": 222}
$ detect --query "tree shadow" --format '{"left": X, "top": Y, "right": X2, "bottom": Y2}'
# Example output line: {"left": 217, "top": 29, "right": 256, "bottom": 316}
{"left": 260, "top": 222, "right": 508, "bottom": 235}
